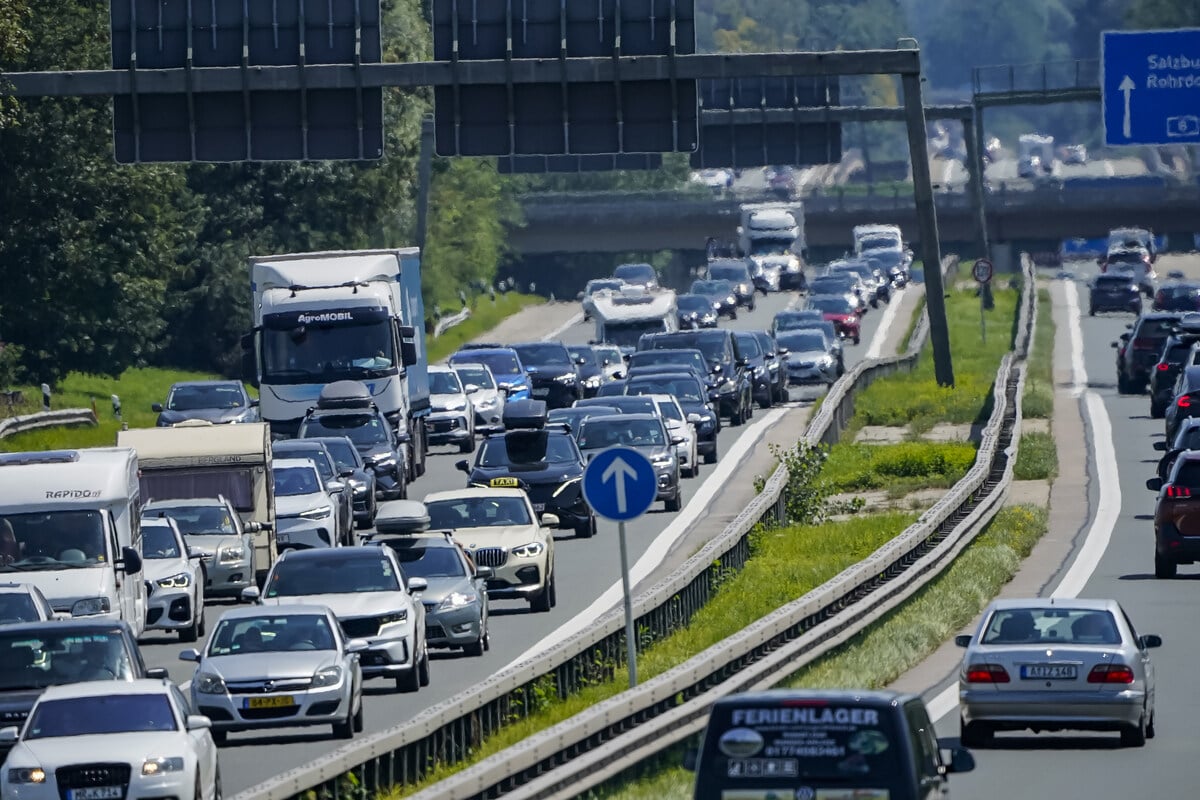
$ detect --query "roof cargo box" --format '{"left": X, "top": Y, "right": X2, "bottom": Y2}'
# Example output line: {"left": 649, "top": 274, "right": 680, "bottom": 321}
{"left": 503, "top": 399, "right": 548, "bottom": 430}
{"left": 317, "top": 380, "right": 374, "bottom": 410}
{"left": 373, "top": 500, "right": 432, "bottom": 535}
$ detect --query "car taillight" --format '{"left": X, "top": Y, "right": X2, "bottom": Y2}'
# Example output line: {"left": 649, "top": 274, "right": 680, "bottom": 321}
{"left": 966, "top": 664, "right": 1010, "bottom": 683}
{"left": 1087, "top": 664, "right": 1135, "bottom": 684}
{"left": 1132, "top": 338, "right": 1158, "bottom": 350}
{"left": 1166, "top": 484, "right": 1191, "bottom": 498}
{"left": 1179, "top": 396, "right": 1192, "bottom": 409}
{"left": 1157, "top": 363, "right": 1171, "bottom": 371}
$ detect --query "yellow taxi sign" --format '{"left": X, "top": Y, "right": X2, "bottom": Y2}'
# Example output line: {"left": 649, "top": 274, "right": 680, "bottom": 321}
{"left": 489, "top": 477, "right": 520, "bottom": 488}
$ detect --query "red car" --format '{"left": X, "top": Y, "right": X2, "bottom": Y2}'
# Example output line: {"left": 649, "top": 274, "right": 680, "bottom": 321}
{"left": 805, "top": 295, "right": 862, "bottom": 345}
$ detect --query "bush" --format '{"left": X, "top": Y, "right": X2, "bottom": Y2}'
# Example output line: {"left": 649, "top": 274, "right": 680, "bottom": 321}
{"left": 1013, "top": 431, "right": 1058, "bottom": 481}
{"left": 820, "top": 441, "right": 979, "bottom": 493}
{"left": 0, "top": 343, "right": 25, "bottom": 389}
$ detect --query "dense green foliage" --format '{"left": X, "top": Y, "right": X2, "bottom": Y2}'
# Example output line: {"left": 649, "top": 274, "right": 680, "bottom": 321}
{"left": 0, "top": 0, "right": 514, "bottom": 386}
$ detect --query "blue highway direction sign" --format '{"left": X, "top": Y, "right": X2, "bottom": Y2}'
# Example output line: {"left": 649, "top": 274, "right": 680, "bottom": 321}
{"left": 582, "top": 447, "right": 658, "bottom": 522}
{"left": 1102, "top": 28, "right": 1200, "bottom": 147}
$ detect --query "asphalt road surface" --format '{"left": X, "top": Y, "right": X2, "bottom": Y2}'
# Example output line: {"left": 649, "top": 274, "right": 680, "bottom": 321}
{"left": 138, "top": 285, "right": 905, "bottom": 794}
{"left": 925, "top": 254, "right": 1200, "bottom": 798}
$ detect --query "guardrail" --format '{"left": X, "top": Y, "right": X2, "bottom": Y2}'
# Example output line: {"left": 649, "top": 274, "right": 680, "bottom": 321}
{"left": 234, "top": 257, "right": 960, "bottom": 800}
{"left": 0, "top": 409, "right": 97, "bottom": 440}
{"left": 408, "top": 256, "right": 1036, "bottom": 800}
{"left": 433, "top": 308, "right": 472, "bottom": 338}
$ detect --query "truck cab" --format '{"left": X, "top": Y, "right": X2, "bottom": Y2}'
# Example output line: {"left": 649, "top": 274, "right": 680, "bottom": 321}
{"left": 0, "top": 450, "right": 147, "bottom": 636}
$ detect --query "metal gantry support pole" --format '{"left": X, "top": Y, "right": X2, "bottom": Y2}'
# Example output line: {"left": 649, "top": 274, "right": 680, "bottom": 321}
{"left": 617, "top": 521, "right": 638, "bottom": 688}
{"left": 962, "top": 110, "right": 990, "bottom": 261}
{"left": 415, "top": 115, "right": 435, "bottom": 252}
{"left": 900, "top": 67, "right": 955, "bottom": 388}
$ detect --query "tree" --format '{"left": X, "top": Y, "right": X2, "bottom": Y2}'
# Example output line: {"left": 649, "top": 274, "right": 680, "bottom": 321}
{"left": 0, "top": 0, "right": 29, "bottom": 128}
{"left": 1127, "top": 0, "right": 1200, "bottom": 27}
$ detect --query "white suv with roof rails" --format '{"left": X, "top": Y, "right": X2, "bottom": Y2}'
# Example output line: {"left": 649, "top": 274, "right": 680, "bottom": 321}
{"left": 271, "top": 458, "right": 344, "bottom": 550}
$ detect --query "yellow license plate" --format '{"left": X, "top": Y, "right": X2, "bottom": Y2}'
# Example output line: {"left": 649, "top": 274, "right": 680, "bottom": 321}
{"left": 245, "top": 695, "right": 295, "bottom": 709}
{"left": 489, "top": 477, "right": 520, "bottom": 488}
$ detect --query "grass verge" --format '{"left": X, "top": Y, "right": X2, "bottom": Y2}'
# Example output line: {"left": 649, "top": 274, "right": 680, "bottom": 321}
{"left": 381, "top": 511, "right": 919, "bottom": 798}
{"left": 1022, "top": 288, "right": 1055, "bottom": 419}
{"left": 1013, "top": 431, "right": 1058, "bottom": 481}
{"left": 819, "top": 441, "right": 978, "bottom": 495}
{"left": 591, "top": 505, "right": 1050, "bottom": 799}
{"left": 426, "top": 293, "right": 542, "bottom": 363}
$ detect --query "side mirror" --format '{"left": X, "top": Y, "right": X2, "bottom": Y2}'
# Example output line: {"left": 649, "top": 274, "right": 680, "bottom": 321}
{"left": 121, "top": 546, "right": 142, "bottom": 575}
{"left": 185, "top": 715, "right": 212, "bottom": 732}
{"left": 939, "top": 743, "right": 976, "bottom": 774}
{"left": 540, "top": 512, "right": 561, "bottom": 527}
{"left": 1111, "top": 341, "right": 1119, "bottom": 348}
{"left": 339, "top": 468, "right": 355, "bottom": 478}
{"left": 345, "top": 638, "right": 370, "bottom": 654}
{"left": 476, "top": 566, "right": 495, "bottom": 580}
{"left": 151, "top": 403, "right": 164, "bottom": 413}
{"left": 456, "top": 459, "right": 471, "bottom": 473}
{"left": 408, "top": 577, "right": 428, "bottom": 593}
{"left": 398, "top": 324, "right": 419, "bottom": 366}
{"left": 670, "top": 436, "right": 686, "bottom": 446}
{"left": 325, "top": 480, "right": 346, "bottom": 494}
{"left": 686, "top": 413, "right": 702, "bottom": 424}
{"left": 250, "top": 398, "right": 260, "bottom": 407}
{"left": 682, "top": 747, "right": 698, "bottom": 771}
{"left": 575, "top": 356, "right": 587, "bottom": 366}
{"left": 954, "top": 634, "right": 972, "bottom": 648}
{"left": 777, "top": 347, "right": 790, "bottom": 356}
{"left": 763, "top": 352, "right": 775, "bottom": 360}
{"left": 464, "top": 383, "right": 480, "bottom": 394}
{"left": 0, "top": 727, "right": 19, "bottom": 744}
{"left": 246, "top": 521, "right": 263, "bottom": 533}
{"left": 1146, "top": 477, "right": 1163, "bottom": 491}
{"left": 612, "top": 372, "right": 624, "bottom": 380}
{"left": 1153, "top": 441, "right": 1168, "bottom": 451}
{"left": 178, "top": 649, "right": 201, "bottom": 663}
{"left": 240, "top": 586, "right": 261, "bottom": 604}
{"left": 1140, "top": 634, "right": 1163, "bottom": 649}
{"left": 711, "top": 364, "right": 722, "bottom": 374}
{"left": 240, "top": 334, "right": 260, "bottom": 389}
{"left": 187, "top": 548, "right": 204, "bottom": 560}
{"left": 146, "top": 667, "right": 169, "bottom": 679}
{"left": 736, "top": 358, "right": 749, "bottom": 368}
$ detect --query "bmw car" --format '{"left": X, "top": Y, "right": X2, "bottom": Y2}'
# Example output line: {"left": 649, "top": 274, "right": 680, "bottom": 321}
{"left": 450, "top": 346, "right": 532, "bottom": 403}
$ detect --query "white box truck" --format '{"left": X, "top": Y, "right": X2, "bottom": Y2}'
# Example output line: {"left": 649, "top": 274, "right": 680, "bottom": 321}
{"left": 116, "top": 421, "right": 277, "bottom": 586}
{"left": 592, "top": 287, "right": 679, "bottom": 351}
{"left": 241, "top": 248, "right": 431, "bottom": 481}
{"left": 0, "top": 449, "right": 147, "bottom": 635}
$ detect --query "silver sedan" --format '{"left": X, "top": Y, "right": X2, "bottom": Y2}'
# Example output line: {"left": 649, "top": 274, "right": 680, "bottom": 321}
{"left": 955, "top": 597, "right": 1162, "bottom": 747}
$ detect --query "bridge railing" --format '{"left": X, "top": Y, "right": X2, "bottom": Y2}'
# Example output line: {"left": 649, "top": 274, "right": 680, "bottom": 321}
{"left": 972, "top": 58, "right": 1100, "bottom": 96}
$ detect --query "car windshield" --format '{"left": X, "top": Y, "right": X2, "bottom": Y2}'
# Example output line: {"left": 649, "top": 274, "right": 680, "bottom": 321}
{"left": 300, "top": 413, "right": 389, "bottom": 446}
{"left": 647, "top": 335, "right": 728, "bottom": 365}
{"left": 208, "top": 613, "right": 336, "bottom": 655}
{"left": 265, "top": 554, "right": 402, "bottom": 597}
{"left": 629, "top": 350, "right": 707, "bottom": 374}
{"left": 811, "top": 277, "right": 855, "bottom": 293}
{"left": 614, "top": 264, "right": 655, "bottom": 283}
{"left": 748, "top": 239, "right": 792, "bottom": 256}
{"left": 166, "top": 384, "right": 244, "bottom": 411}
{"left": 276, "top": 446, "right": 333, "bottom": 479}
{"left": 1176, "top": 426, "right": 1200, "bottom": 450}
{"left": 0, "top": 511, "right": 107, "bottom": 571}
{"left": 454, "top": 365, "right": 496, "bottom": 390}
{"left": 0, "top": 630, "right": 133, "bottom": 691}
{"left": 566, "top": 346, "right": 596, "bottom": 366}
{"left": 0, "top": 594, "right": 38, "bottom": 624}
{"left": 142, "top": 525, "right": 181, "bottom": 559}
{"left": 384, "top": 542, "right": 468, "bottom": 578}
{"left": 316, "top": 438, "right": 360, "bottom": 471}
{"left": 1164, "top": 285, "right": 1200, "bottom": 299}
{"left": 1108, "top": 251, "right": 1144, "bottom": 264}
{"left": 656, "top": 400, "right": 684, "bottom": 421}
{"left": 677, "top": 295, "right": 712, "bottom": 312}
{"left": 859, "top": 235, "right": 900, "bottom": 251}
{"left": 588, "top": 280, "right": 623, "bottom": 294}
{"left": 578, "top": 418, "right": 666, "bottom": 449}
{"left": 154, "top": 505, "right": 238, "bottom": 536}
{"left": 867, "top": 250, "right": 904, "bottom": 267}
{"left": 981, "top": 608, "right": 1122, "bottom": 645}
{"left": 273, "top": 466, "right": 322, "bottom": 496}
{"left": 1138, "top": 318, "right": 1180, "bottom": 338}
{"left": 627, "top": 377, "right": 704, "bottom": 402}
{"left": 691, "top": 280, "right": 732, "bottom": 296}
{"left": 453, "top": 351, "right": 522, "bottom": 378}
{"left": 778, "top": 332, "right": 829, "bottom": 352}
{"left": 1096, "top": 276, "right": 1134, "bottom": 287}
{"left": 26, "top": 694, "right": 177, "bottom": 739}
{"left": 477, "top": 433, "right": 578, "bottom": 466}
{"left": 514, "top": 344, "right": 572, "bottom": 366}
{"left": 735, "top": 334, "right": 762, "bottom": 358}
{"left": 808, "top": 296, "right": 855, "bottom": 314}
{"left": 426, "top": 496, "right": 533, "bottom": 528}
{"left": 430, "top": 371, "right": 463, "bottom": 394}
{"left": 708, "top": 265, "right": 749, "bottom": 282}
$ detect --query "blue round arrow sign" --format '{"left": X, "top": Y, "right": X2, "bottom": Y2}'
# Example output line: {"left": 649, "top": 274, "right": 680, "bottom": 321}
{"left": 582, "top": 446, "right": 659, "bottom": 522}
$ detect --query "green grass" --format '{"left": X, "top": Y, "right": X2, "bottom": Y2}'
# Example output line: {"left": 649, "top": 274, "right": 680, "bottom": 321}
{"left": 593, "top": 506, "right": 1050, "bottom": 799}
{"left": 380, "top": 511, "right": 918, "bottom": 799}
{"left": 1013, "top": 431, "right": 1058, "bottom": 481}
{"left": 1022, "top": 288, "right": 1055, "bottom": 419}
{"left": 854, "top": 265, "right": 1019, "bottom": 433}
{"left": 899, "top": 294, "right": 926, "bottom": 355}
{"left": 819, "top": 441, "right": 979, "bottom": 495}
{"left": 0, "top": 367, "right": 221, "bottom": 452}
{"left": 426, "top": 293, "right": 542, "bottom": 363}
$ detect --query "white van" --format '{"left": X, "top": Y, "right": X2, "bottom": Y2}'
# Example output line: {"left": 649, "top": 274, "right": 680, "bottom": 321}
{"left": 0, "top": 449, "right": 147, "bottom": 635}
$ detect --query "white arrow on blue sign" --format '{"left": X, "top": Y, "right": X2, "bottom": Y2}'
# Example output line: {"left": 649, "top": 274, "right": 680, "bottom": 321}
{"left": 1102, "top": 28, "right": 1200, "bottom": 147}
{"left": 582, "top": 446, "right": 659, "bottom": 522}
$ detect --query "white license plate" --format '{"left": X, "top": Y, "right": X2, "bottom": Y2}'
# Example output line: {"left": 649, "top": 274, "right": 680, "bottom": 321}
{"left": 69, "top": 788, "right": 122, "bottom": 800}
{"left": 1021, "top": 664, "right": 1078, "bottom": 680}
{"left": 532, "top": 388, "right": 550, "bottom": 397}
{"left": 532, "top": 503, "right": 546, "bottom": 513}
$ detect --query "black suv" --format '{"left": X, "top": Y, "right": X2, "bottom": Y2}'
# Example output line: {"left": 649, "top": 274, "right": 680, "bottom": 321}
{"left": 1114, "top": 313, "right": 1182, "bottom": 394}
{"left": 706, "top": 259, "right": 756, "bottom": 312}
{"left": 1150, "top": 337, "right": 1196, "bottom": 418}
{"left": 457, "top": 400, "right": 596, "bottom": 537}
{"left": 622, "top": 369, "right": 720, "bottom": 464}
{"left": 734, "top": 330, "right": 777, "bottom": 409}
{"left": 512, "top": 342, "right": 583, "bottom": 410}
{"left": 638, "top": 330, "right": 753, "bottom": 425}
{"left": 1089, "top": 273, "right": 1142, "bottom": 316}
{"left": 297, "top": 381, "right": 408, "bottom": 500}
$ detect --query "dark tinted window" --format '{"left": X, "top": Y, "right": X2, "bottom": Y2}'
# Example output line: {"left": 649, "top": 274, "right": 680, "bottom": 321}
{"left": 1137, "top": 318, "right": 1180, "bottom": 338}
{"left": 1165, "top": 344, "right": 1191, "bottom": 364}
{"left": 385, "top": 542, "right": 469, "bottom": 578}
{"left": 513, "top": 344, "right": 572, "bottom": 366}
{"left": 677, "top": 295, "right": 712, "bottom": 312}
{"left": 734, "top": 333, "right": 762, "bottom": 358}
{"left": 1174, "top": 460, "right": 1200, "bottom": 488}
{"left": 27, "top": 695, "right": 178, "bottom": 738}
{"left": 276, "top": 445, "right": 333, "bottom": 479}
{"left": 477, "top": 433, "right": 578, "bottom": 465}
{"left": 1095, "top": 275, "right": 1134, "bottom": 288}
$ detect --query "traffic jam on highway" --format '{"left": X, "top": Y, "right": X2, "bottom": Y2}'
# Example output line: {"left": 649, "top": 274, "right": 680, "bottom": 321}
{"left": 0, "top": 202, "right": 921, "bottom": 797}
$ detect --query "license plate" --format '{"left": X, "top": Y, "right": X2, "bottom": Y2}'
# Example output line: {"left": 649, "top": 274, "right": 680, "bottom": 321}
{"left": 1021, "top": 664, "right": 1078, "bottom": 680}
{"left": 532, "top": 388, "right": 550, "bottom": 397}
{"left": 69, "top": 789, "right": 122, "bottom": 800}
{"left": 244, "top": 695, "right": 295, "bottom": 709}
{"left": 532, "top": 503, "right": 546, "bottom": 513}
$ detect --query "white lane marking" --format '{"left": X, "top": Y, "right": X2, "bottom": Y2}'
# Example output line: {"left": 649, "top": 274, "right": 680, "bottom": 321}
{"left": 542, "top": 311, "right": 585, "bottom": 342}
{"left": 864, "top": 288, "right": 907, "bottom": 360}
{"left": 1064, "top": 280, "right": 1087, "bottom": 397}
{"left": 508, "top": 407, "right": 789, "bottom": 667}
{"left": 929, "top": 278, "right": 1122, "bottom": 723}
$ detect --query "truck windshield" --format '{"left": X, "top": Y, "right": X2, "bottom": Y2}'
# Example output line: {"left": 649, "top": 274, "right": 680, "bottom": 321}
{"left": 0, "top": 511, "right": 108, "bottom": 571}
{"left": 859, "top": 236, "right": 899, "bottom": 252}
{"left": 605, "top": 320, "right": 669, "bottom": 348}
{"left": 748, "top": 239, "right": 793, "bottom": 257}
{"left": 262, "top": 316, "right": 395, "bottom": 384}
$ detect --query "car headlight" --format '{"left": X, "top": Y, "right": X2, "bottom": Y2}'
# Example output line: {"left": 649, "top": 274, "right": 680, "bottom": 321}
{"left": 218, "top": 544, "right": 246, "bottom": 563}
{"left": 157, "top": 572, "right": 192, "bottom": 589}
{"left": 583, "top": 376, "right": 601, "bottom": 389}
{"left": 300, "top": 505, "right": 333, "bottom": 520}
{"left": 552, "top": 477, "right": 582, "bottom": 498}
{"left": 442, "top": 399, "right": 467, "bottom": 412}
{"left": 371, "top": 456, "right": 397, "bottom": 471}
{"left": 554, "top": 373, "right": 577, "bottom": 384}
{"left": 726, "top": 295, "right": 737, "bottom": 305}
{"left": 720, "top": 379, "right": 737, "bottom": 392}
{"left": 511, "top": 542, "right": 545, "bottom": 558}
{"left": 819, "top": 356, "right": 835, "bottom": 367}
{"left": 378, "top": 610, "right": 408, "bottom": 628}
{"left": 712, "top": 301, "right": 722, "bottom": 310}
{"left": 71, "top": 596, "right": 111, "bottom": 616}
{"left": 651, "top": 452, "right": 675, "bottom": 466}
{"left": 311, "top": 665, "right": 343, "bottom": 688}
{"left": 439, "top": 591, "right": 477, "bottom": 610}
{"left": 142, "top": 757, "right": 185, "bottom": 776}
{"left": 7, "top": 768, "right": 46, "bottom": 784}
{"left": 195, "top": 672, "right": 227, "bottom": 694}
{"left": 352, "top": 482, "right": 370, "bottom": 496}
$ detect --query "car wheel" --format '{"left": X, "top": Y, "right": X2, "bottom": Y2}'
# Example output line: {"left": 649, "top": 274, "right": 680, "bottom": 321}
{"left": 1151, "top": 401, "right": 1165, "bottom": 419}
{"left": 758, "top": 392, "right": 772, "bottom": 410}
{"left": 332, "top": 710, "right": 354, "bottom": 740}
{"left": 666, "top": 486, "right": 683, "bottom": 512}
{"left": 465, "top": 618, "right": 487, "bottom": 657}
{"left": 729, "top": 309, "right": 738, "bottom": 320}
{"left": 531, "top": 577, "right": 554, "bottom": 613}
{"left": 213, "top": 765, "right": 222, "bottom": 800}
{"left": 418, "top": 648, "right": 430, "bottom": 687}
{"left": 352, "top": 692, "right": 364, "bottom": 732}
{"left": 1089, "top": 306, "right": 1096, "bottom": 316}
{"left": 853, "top": 335, "right": 861, "bottom": 345}
{"left": 194, "top": 776, "right": 203, "bottom": 800}
{"left": 1120, "top": 715, "right": 1147, "bottom": 747}
{"left": 748, "top": 299, "right": 756, "bottom": 312}
{"left": 396, "top": 664, "right": 420, "bottom": 693}
{"left": 1117, "top": 373, "right": 1131, "bottom": 394}
{"left": 704, "top": 440, "right": 719, "bottom": 464}
{"left": 959, "top": 715, "right": 992, "bottom": 748}
{"left": 180, "top": 610, "right": 200, "bottom": 643}
{"left": 575, "top": 516, "right": 596, "bottom": 538}
{"left": 1146, "top": 710, "right": 1156, "bottom": 739}
{"left": 729, "top": 404, "right": 744, "bottom": 427}
{"left": 688, "top": 460, "right": 700, "bottom": 479}
{"left": 1154, "top": 551, "right": 1177, "bottom": 579}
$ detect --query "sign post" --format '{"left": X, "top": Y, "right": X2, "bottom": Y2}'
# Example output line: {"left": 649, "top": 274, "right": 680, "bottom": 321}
{"left": 1102, "top": 28, "right": 1200, "bottom": 147}
{"left": 582, "top": 446, "right": 659, "bottom": 689}
{"left": 973, "top": 258, "right": 994, "bottom": 344}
